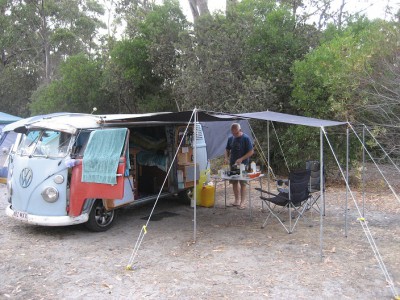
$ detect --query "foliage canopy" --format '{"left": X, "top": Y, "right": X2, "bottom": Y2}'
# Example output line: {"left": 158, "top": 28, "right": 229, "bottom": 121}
{"left": 2, "top": 0, "right": 400, "bottom": 166}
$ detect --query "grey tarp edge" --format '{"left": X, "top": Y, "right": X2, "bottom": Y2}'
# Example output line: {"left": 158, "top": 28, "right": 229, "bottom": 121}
{"left": 101, "top": 111, "right": 244, "bottom": 124}
{"left": 232, "top": 111, "right": 346, "bottom": 127}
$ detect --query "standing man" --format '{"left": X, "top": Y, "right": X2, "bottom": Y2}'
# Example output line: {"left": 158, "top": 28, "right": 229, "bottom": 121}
{"left": 225, "top": 123, "right": 254, "bottom": 209}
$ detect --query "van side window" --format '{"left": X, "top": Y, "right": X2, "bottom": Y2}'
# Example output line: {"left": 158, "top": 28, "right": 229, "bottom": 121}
{"left": 71, "top": 130, "right": 91, "bottom": 158}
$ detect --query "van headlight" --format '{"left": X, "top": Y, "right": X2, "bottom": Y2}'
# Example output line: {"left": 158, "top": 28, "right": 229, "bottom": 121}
{"left": 41, "top": 187, "right": 59, "bottom": 203}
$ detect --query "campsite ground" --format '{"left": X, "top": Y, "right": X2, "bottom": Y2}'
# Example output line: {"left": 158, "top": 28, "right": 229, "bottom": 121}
{"left": 0, "top": 165, "right": 399, "bottom": 299}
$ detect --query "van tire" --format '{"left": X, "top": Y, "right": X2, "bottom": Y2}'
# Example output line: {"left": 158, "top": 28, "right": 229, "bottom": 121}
{"left": 85, "top": 199, "right": 115, "bottom": 232}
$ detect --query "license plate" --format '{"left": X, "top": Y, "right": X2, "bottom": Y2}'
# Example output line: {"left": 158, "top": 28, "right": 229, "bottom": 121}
{"left": 13, "top": 210, "right": 28, "bottom": 220}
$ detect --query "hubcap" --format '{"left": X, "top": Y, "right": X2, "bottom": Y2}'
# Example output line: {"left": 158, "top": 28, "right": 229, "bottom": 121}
{"left": 95, "top": 204, "right": 114, "bottom": 227}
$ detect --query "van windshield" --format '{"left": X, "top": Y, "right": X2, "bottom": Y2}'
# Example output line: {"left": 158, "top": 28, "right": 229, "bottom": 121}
{"left": 17, "top": 129, "right": 72, "bottom": 158}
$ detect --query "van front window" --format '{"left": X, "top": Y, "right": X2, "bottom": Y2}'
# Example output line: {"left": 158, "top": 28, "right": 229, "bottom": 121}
{"left": 17, "top": 130, "right": 72, "bottom": 158}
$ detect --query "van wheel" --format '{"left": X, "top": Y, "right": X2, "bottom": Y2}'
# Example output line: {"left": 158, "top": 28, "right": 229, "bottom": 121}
{"left": 178, "top": 188, "right": 194, "bottom": 205}
{"left": 85, "top": 200, "right": 115, "bottom": 232}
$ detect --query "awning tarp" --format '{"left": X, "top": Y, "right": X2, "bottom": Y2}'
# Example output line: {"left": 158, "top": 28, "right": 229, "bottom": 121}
{"left": 3, "top": 110, "right": 346, "bottom": 132}
{"left": 232, "top": 111, "right": 346, "bottom": 127}
{"left": 101, "top": 111, "right": 243, "bottom": 124}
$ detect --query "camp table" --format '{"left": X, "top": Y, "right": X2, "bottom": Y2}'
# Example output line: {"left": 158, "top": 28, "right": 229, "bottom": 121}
{"left": 211, "top": 173, "right": 264, "bottom": 218}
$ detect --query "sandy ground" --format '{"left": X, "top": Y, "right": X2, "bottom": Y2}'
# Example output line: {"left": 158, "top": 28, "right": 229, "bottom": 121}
{"left": 0, "top": 175, "right": 399, "bottom": 299}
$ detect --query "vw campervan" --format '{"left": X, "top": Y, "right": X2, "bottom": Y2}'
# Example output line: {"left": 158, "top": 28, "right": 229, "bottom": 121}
{"left": 4, "top": 113, "right": 207, "bottom": 231}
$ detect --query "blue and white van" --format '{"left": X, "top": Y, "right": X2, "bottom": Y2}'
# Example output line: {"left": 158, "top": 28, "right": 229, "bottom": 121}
{"left": 4, "top": 113, "right": 208, "bottom": 231}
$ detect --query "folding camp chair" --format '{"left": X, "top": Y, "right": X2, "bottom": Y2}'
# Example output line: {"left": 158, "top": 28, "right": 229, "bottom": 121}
{"left": 305, "top": 160, "right": 325, "bottom": 214}
{"left": 256, "top": 169, "right": 311, "bottom": 234}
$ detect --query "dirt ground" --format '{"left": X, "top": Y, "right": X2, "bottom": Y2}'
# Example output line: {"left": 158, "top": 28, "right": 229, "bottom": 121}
{"left": 0, "top": 170, "right": 399, "bottom": 299}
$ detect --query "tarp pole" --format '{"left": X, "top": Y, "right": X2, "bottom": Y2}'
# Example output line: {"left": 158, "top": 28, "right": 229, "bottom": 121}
{"left": 320, "top": 127, "right": 324, "bottom": 260}
{"left": 345, "top": 126, "right": 349, "bottom": 237}
{"left": 267, "top": 121, "right": 270, "bottom": 195}
{"left": 362, "top": 125, "right": 365, "bottom": 217}
{"left": 193, "top": 108, "right": 197, "bottom": 243}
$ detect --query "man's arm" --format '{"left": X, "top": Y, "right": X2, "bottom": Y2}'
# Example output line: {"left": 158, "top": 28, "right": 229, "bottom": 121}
{"left": 235, "top": 148, "right": 254, "bottom": 165}
{"left": 224, "top": 137, "right": 232, "bottom": 164}
{"left": 224, "top": 149, "right": 230, "bottom": 164}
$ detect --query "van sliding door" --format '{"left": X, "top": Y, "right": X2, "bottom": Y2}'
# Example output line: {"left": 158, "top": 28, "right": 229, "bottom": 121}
{"left": 69, "top": 128, "right": 128, "bottom": 216}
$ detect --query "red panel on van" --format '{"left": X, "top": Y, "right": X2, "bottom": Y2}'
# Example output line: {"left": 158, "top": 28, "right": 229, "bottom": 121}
{"left": 69, "top": 159, "right": 125, "bottom": 216}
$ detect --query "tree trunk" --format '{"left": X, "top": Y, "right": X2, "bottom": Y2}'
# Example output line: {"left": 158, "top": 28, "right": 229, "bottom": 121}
{"left": 188, "top": 0, "right": 200, "bottom": 20}
{"left": 337, "top": 0, "right": 346, "bottom": 29}
{"left": 197, "top": 0, "right": 209, "bottom": 15}
{"left": 1, "top": 4, "right": 6, "bottom": 66}
{"left": 40, "top": 0, "right": 51, "bottom": 83}
{"left": 188, "top": 0, "right": 209, "bottom": 21}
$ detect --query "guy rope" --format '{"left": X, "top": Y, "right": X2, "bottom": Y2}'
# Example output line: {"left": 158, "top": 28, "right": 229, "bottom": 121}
{"left": 125, "top": 110, "right": 196, "bottom": 270}
{"left": 323, "top": 126, "right": 398, "bottom": 299}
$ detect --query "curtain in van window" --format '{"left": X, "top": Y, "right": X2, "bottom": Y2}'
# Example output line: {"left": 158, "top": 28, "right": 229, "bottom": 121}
{"left": 82, "top": 128, "right": 127, "bottom": 184}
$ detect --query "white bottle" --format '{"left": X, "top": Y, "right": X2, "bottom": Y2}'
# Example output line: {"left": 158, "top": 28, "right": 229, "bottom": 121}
{"left": 240, "top": 163, "right": 245, "bottom": 176}
{"left": 251, "top": 161, "right": 256, "bottom": 173}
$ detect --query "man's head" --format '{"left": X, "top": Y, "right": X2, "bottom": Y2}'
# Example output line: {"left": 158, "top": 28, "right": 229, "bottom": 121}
{"left": 231, "top": 123, "right": 242, "bottom": 137}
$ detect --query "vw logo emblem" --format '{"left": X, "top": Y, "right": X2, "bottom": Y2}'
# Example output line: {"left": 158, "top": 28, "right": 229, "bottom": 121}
{"left": 20, "top": 168, "right": 33, "bottom": 188}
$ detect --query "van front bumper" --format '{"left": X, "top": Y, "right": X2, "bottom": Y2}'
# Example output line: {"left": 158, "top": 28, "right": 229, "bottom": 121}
{"left": 5, "top": 205, "right": 89, "bottom": 226}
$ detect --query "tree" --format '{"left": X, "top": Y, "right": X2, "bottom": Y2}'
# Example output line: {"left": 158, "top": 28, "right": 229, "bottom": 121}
{"left": 0, "top": 64, "right": 37, "bottom": 117}
{"left": 1, "top": 0, "right": 105, "bottom": 115}
{"left": 30, "top": 53, "right": 115, "bottom": 114}
{"left": 287, "top": 18, "right": 400, "bottom": 165}
{"left": 233, "top": 0, "right": 317, "bottom": 111}
{"left": 188, "top": 0, "right": 209, "bottom": 21}
{"left": 292, "top": 18, "right": 398, "bottom": 121}
{"left": 0, "top": 0, "right": 43, "bottom": 116}
{"left": 353, "top": 26, "right": 400, "bottom": 158}
{"left": 173, "top": 0, "right": 320, "bottom": 114}
{"left": 178, "top": 12, "right": 279, "bottom": 111}
{"left": 108, "top": 38, "right": 162, "bottom": 113}
{"left": 2, "top": 0, "right": 105, "bottom": 81}
{"left": 226, "top": 0, "right": 237, "bottom": 12}
{"left": 114, "top": 0, "right": 153, "bottom": 37}
{"left": 105, "top": 0, "right": 187, "bottom": 113}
